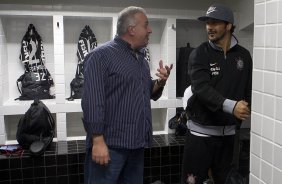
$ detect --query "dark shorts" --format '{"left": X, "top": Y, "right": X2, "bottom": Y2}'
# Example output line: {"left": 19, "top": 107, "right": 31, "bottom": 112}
{"left": 181, "top": 131, "right": 235, "bottom": 184}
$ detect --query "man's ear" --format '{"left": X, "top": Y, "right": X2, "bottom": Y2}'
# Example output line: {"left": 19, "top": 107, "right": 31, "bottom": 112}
{"left": 227, "top": 23, "right": 232, "bottom": 31}
{"left": 128, "top": 26, "right": 135, "bottom": 36}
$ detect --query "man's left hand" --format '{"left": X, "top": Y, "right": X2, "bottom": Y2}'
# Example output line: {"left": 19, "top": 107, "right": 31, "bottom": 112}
{"left": 155, "top": 60, "right": 173, "bottom": 86}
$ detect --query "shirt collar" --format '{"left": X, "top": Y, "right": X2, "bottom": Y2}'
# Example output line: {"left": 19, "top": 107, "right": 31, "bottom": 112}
{"left": 114, "top": 36, "right": 145, "bottom": 55}
{"left": 208, "top": 35, "right": 238, "bottom": 51}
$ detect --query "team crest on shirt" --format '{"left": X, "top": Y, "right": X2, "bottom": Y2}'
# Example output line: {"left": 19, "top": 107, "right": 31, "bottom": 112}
{"left": 186, "top": 173, "right": 196, "bottom": 184}
{"left": 236, "top": 57, "right": 244, "bottom": 70}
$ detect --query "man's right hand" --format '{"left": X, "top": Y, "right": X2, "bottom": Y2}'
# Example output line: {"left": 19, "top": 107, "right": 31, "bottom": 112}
{"left": 92, "top": 135, "right": 110, "bottom": 165}
{"left": 233, "top": 100, "right": 250, "bottom": 121}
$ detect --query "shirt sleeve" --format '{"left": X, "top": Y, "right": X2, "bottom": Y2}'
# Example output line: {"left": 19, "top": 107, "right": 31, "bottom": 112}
{"left": 151, "top": 79, "right": 164, "bottom": 101}
{"left": 189, "top": 48, "right": 226, "bottom": 112}
{"left": 223, "top": 99, "right": 237, "bottom": 114}
{"left": 245, "top": 51, "right": 253, "bottom": 107}
{"left": 81, "top": 51, "right": 107, "bottom": 136}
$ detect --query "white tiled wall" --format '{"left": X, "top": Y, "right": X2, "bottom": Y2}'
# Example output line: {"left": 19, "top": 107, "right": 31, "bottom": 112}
{"left": 251, "top": 0, "right": 282, "bottom": 183}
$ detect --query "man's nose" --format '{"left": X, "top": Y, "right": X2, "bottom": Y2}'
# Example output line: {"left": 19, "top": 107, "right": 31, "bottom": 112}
{"left": 147, "top": 26, "right": 152, "bottom": 33}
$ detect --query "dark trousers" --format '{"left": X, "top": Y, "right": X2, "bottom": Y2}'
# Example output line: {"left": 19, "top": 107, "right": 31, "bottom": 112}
{"left": 84, "top": 147, "right": 144, "bottom": 184}
{"left": 181, "top": 131, "right": 235, "bottom": 184}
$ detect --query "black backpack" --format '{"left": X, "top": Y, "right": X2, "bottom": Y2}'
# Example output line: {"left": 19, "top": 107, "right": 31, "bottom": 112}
{"left": 17, "top": 24, "right": 55, "bottom": 101}
{"left": 16, "top": 99, "right": 55, "bottom": 156}
{"left": 168, "top": 108, "right": 188, "bottom": 136}
{"left": 67, "top": 25, "right": 97, "bottom": 101}
{"left": 67, "top": 64, "right": 84, "bottom": 100}
{"left": 16, "top": 70, "right": 54, "bottom": 100}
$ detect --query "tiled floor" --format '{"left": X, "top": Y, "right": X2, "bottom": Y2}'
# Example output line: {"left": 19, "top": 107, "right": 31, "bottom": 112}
{"left": 0, "top": 134, "right": 186, "bottom": 184}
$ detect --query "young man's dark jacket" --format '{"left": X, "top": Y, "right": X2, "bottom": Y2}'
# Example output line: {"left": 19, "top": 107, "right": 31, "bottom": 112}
{"left": 186, "top": 37, "right": 252, "bottom": 126}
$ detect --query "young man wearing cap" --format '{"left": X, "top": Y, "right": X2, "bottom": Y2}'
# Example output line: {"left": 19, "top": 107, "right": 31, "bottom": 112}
{"left": 181, "top": 4, "right": 252, "bottom": 184}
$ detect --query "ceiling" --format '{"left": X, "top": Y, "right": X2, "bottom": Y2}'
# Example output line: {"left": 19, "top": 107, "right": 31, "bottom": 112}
{"left": 0, "top": 0, "right": 238, "bottom": 11}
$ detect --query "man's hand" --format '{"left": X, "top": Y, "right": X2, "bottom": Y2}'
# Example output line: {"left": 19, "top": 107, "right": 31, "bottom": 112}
{"left": 233, "top": 100, "right": 250, "bottom": 121}
{"left": 92, "top": 135, "right": 110, "bottom": 165}
{"left": 155, "top": 60, "right": 173, "bottom": 87}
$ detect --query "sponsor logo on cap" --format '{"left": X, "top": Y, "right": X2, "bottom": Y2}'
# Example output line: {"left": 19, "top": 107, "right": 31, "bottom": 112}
{"left": 206, "top": 6, "right": 217, "bottom": 15}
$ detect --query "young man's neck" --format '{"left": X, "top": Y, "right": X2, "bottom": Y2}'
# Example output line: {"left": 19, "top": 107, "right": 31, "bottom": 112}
{"left": 216, "top": 34, "right": 231, "bottom": 54}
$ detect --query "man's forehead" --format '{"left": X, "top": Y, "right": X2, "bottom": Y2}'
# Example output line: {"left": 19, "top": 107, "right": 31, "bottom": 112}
{"left": 135, "top": 12, "right": 148, "bottom": 23}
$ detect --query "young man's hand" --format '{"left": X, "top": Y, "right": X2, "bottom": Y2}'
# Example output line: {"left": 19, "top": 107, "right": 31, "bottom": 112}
{"left": 233, "top": 100, "right": 250, "bottom": 120}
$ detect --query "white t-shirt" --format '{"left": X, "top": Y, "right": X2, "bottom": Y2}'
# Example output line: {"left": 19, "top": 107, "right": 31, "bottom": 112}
{"left": 182, "top": 85, "right": 193, "bottom": 109}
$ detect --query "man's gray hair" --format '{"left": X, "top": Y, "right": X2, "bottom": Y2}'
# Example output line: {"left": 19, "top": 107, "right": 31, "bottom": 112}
{"left": 116, "top": 6, "right": 146, "bottom": 36}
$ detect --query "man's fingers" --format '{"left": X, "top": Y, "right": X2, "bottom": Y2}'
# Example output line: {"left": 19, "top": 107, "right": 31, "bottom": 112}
{"left": 169, "top": 64, "right": 173, "bottom": 70}
{"left": 93, "top": 155, "right": 109, "bottom": 165}
{"left": 159, "top": 60, "right": 164, "bottom": 69}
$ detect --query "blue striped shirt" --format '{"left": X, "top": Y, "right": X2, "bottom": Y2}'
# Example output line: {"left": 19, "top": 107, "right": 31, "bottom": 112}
{"left": 81, "top": 37, "right": 163, "bottom": 149}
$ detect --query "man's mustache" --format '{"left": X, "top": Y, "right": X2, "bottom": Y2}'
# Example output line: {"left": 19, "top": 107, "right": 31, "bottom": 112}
{"left": 208, "top": 31, "right": 216, "bottom": 34}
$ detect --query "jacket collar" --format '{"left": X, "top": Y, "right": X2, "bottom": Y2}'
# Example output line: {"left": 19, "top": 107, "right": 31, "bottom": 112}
{"left": 208, "top": 35, "right": 238, "bottom": 51}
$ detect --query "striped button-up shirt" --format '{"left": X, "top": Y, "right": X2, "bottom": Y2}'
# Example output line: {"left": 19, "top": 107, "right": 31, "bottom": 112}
{"left": 82, "top": 37, "right": 163, "bottom": 149}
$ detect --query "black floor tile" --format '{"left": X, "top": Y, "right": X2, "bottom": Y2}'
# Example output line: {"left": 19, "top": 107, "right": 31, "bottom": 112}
{"left": 0, "top": 134, "right": 189, "bottom": 184}
{"left": 45, "top": 155, "right": 56, "bottom": 166}
{"left": 0, "top": 159, "right": 9, "bottom": 170}
{"left": 0, "top": 170, "right": 10, "bottom": 181}
{"left": 22, "top": 167, "right": 34, "bottom": 179}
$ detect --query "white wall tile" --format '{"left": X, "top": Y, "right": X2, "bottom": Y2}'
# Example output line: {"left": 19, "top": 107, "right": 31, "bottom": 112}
{"left": 264, "top": 49, "right": 276, "bottom": 71}
{"left": 263, "top": 71, "right": 276, "bottom": 95}
{"left": 57, "top": 112, "right": 66, "bottom": 122}
{"left": 54, "top": 63, "right": 65, "bottom": 75}
{"left": 57, "top": 121, "right": 66, "bottom": 132}
{"left": 274, "top": 120, "right": 282, "bottom": 146}
{"left": 276, "top": 74, "right": 282, "bottom": 97}
{"left": 276, "top": 97, "right": 282, "bottom": 121}
{"left": 262, "top": 116, "right": 275, "bottom": 141}
{"left": 253, "top": 48, "right": 265, "bottom": 69}
{"left": 252, "top": 91, "right": 264, "bottom": 114}
{"left": 255, "top": 3, "right": 266, "bottom": 25}
{"left": 265, "top": 25, "right": 277, "bottom": 48}
{"left": 251, "top": 154, "right": 261, "bottom": 177}
{"left": 251, "top": 133, "right": 262, "bottom": 157}
{"left": 278, "top": 25, "right": 282, "bottom": 48}
{"left": 273, "top": 145, "right": 282, "bottom": 170}
{"left": 261, "top": 160, "right": 273, "bottom": 184}
{"left": 277, "top": 49, "right": 282, "bottom": 72}
{"left": 254, "top": 26, "right": 265, "bottom": 47}
{"left": 261, "top": 138, "right": 273, "bottom": 164}
{"left": 54, "top": 54, "right": 64, "bottom": 64}
{"left": 56, "top": 131, "right": 67, "bottom": 141}
{"left": 273, "top": 167, "right": 282, "bottom": 184}
{"left": 279, "top": 0, "right": 282, "bottom": 23}
{"left": 55, "top": 74, "right": 65, "bottom": 84}
{"left": 54, "top": 45, "right": 64, "bottom": 55}
{"left": 55, "top": 83, "right": 65, "bottom": 94}
{"left": 266, "top": 1, "right": 278, "bottom": 24}
{"left": 252, "top": 0, "right": 282, "bottom": 183}
{"left": 0, "top": 116, "right": 5, "bottom": 135}
{"left": 0, "top": 135, "right": 6, "bottom": 145}
{"left": 263, "top": 94, "right": 275, "bottom": 118}
{"left": 250, "top": 174, "right": 260, "bottom": 184}
{"left": 56, "top": 94, "right": 66, "bottom": 104}
{"left": 252, "top": 113, "right": 263, "bottom": 135}
{"left": 253, "top": 70, "right": 264, "bottom": 92}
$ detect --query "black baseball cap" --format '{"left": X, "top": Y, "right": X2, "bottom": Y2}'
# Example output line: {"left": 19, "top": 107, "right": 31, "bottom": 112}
{"left": 198, "top": 4, "right": 234, "bottom": 24}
